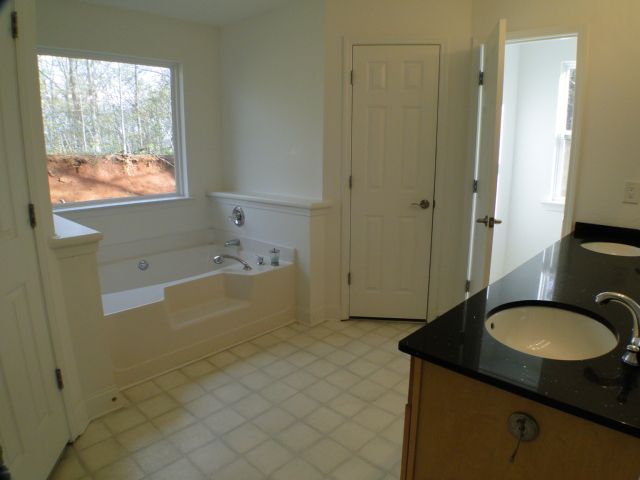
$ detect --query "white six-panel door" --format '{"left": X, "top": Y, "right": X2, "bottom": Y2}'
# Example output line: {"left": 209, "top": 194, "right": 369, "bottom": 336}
{"left": 0, "top": 3, "right": 69, "bottom": 478}
{"left": 349, "top": 44, "right": 439, "bottom": 320}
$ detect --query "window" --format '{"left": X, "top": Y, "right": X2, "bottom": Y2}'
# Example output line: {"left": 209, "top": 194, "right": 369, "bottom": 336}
{"left": 551, "top": 61, "right": 576, "bottom": 203}
{"left": 37, "top": 52, "right": 185, "bottom": 207}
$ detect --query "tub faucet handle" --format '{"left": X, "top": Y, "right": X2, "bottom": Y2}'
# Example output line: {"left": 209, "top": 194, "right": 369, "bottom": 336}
{"left": 257, "top": 256, "right": 265, "bottom": 265}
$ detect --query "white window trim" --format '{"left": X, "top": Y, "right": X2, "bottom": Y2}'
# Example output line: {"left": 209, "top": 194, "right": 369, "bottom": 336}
{"left": 548, "top": 60, "right": 576, "bottom": 204}
{"left": 37, "top": 47, "right": 189, "bottom": 212}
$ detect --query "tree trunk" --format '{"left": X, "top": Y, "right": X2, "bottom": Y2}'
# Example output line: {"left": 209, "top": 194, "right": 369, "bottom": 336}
{"left": 117, "top": 63, "right": 128, "bottom": 154}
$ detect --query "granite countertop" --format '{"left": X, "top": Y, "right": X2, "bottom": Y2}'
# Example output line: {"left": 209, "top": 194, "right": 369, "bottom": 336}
{"left": 399, "top": 223, "right": 640, "bottom": 438}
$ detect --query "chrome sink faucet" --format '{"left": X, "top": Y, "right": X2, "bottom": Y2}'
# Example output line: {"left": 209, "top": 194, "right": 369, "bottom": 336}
{"left": 595, "top": 292, "right": 640, "bottom": 366}
{"left": 213, "top": 254, "right": 252, "bottom": 271}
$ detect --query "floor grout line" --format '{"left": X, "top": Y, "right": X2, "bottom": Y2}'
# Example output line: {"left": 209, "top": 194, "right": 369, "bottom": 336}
{"left": 51, "top": 319, "right": 418, "bottom": 480}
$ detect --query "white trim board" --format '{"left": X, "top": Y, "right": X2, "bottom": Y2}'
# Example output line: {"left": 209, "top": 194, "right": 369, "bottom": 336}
{"left": 207, "top": 191, "right": 333, "bottom": 217}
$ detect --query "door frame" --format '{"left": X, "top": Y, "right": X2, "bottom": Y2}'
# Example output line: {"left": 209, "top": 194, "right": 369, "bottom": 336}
{"left": 11, "top": 0, "right": 87, "bottom": 438}
{"left": 464, "top": 25, "right": 589, "bottom": 294}
{"left": 505, "top": 26, "right": 589, "bottom": 237}
{"left": 340, "top": 36, "right": 450, "bottom": 321}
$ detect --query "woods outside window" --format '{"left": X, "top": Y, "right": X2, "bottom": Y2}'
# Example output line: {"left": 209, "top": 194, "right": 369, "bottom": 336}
{"left": 37, "top": 51, "right": 186, "bottom": 208}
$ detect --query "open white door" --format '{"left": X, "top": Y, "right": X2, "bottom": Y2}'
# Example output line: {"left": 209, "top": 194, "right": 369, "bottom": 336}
{"left": 468, "top": 19, "right": 507, "bottom": 295}
{"left": 0, "top": 3, "right": 69, "bottom": 478}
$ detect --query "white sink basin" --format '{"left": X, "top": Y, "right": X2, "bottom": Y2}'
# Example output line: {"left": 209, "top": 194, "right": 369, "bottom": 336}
{"left": 486, "top": 305, "right": 617, "bottom": 360}
{"left": 581, "top": 242, "right": 640, "bottom": 257}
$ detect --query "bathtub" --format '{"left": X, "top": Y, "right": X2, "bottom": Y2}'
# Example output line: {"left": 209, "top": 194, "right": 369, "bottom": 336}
{"left": 99, "top": 244, "right": 295, "bottom": 387}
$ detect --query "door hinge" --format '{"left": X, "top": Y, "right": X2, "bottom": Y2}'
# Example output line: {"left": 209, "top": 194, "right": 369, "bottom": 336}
{"left": 473, "top": 179, "right": 478, "bottom": 193}
{"left": 10, "top": 11, "right": 17, "bottom": 39}
{"left": 478, "top": 71, "right": 484, "bottom": 86}
{"left": 465, "top": 279, "right": 471, "bottom": 293}
{"left": 28, "top": 202, "right": 36, "bottom": 228}
{"left": 350, "top": 70, "right": 353, "bottom": 85}
{"left": 55, "top": 368, "right": 64, "bottom": 390}
{"left": 347, "top": 272, "right": 351, "bottom": 285}
{"left": 348, "top": 175, "right": 352, "bottom": 189}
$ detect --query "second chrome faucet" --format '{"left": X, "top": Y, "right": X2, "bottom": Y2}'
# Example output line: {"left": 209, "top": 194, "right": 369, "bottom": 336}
{"left": 595, "top": 291, "right": 640, "bottom": 366}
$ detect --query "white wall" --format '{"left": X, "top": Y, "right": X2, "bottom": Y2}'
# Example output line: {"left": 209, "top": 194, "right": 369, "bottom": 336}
{"left": 214, "top": 1, "right": 332, "bottom": 324}
{"left": 219, "top": 0, "right": 325, "bottom": 199}
{"left": 51, "top": 227, "right": 123, "bottom": 419}
{"left": 36, "top": 0, "right": 222, "bottom": 254}
{"left": 473, "top": 0, "right": 640, "bottom": 231}
{"left": 323, "top": 0, "right": 474, "bottom": 318}
{"left": 490, "top": 38, "right": 576, "bottom": 282}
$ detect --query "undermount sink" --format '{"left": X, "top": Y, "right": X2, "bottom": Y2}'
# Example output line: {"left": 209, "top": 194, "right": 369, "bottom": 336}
{"left": 581, "top": 242, "right": 640, "bottom": 257}
{"left": 486, "top": 305, "right": 617, "bottom": 361}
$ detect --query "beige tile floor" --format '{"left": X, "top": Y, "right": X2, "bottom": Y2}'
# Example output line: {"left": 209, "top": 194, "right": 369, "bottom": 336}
{"left": 50, "top": 319, "right": 421, "bottom": 480}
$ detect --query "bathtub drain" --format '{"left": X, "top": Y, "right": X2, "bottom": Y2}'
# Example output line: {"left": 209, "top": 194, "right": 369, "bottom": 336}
{"left": 138, "top": 260, "right": 150, "bottom": 271}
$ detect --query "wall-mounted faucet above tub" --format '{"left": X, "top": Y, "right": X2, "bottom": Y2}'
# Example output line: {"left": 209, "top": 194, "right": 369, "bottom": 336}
{"left": 224, "top": 238, "right": 241, "bottom": 247}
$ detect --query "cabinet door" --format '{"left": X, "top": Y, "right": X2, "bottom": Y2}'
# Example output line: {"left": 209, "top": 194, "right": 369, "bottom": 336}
{"left": 402, "top": 361, "right": 640, "bottom": 479}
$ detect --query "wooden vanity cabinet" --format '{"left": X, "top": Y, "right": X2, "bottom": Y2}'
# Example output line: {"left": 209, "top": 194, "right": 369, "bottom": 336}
{"left": 401, "top": 358, "right": 640, "bottom": 480}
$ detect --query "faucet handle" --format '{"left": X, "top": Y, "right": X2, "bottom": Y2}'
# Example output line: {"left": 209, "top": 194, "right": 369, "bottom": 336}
{"left": 623, "top": 341, "right": 640, "bottom": 367}
{"left": 256, "top": 256, "right": 265, "bottom": 265}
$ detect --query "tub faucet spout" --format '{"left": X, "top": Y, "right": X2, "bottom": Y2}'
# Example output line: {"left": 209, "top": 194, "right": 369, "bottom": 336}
{"left": 225, "top": 238, "right": 241, "bottom": 247}
{"left": 213, "top": 254, "right": 252, "bottom": 271}
{"left": 595, "top": 291, "right": 640, "bottom": 366}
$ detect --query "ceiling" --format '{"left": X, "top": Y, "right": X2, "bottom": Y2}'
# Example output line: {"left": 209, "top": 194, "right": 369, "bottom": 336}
{"left": 80, "top": 0, "right": 294, "bottom": 26}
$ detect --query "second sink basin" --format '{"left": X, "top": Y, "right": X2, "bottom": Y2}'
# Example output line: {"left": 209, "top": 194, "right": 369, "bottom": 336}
{"left": 581, "top": 241, "right": 640, "bottom": 257}
{"left": 486, "top": 305, "right": 617, "bottom": 361}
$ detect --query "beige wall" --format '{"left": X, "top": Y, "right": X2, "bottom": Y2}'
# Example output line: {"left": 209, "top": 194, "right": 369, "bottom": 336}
{"left": 36, "top": 0, "right": 222, "bottom": 249}
{"left": 473, "top": 0, "right": 640, "bottom": 229}
{"left": 323, "top": 0, "right": 475, "bottom": 318}
{"left": 220, "top": 0, "right": 325, "bottom": 199}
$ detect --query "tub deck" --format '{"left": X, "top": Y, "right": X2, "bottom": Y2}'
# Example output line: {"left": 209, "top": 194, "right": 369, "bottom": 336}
{"left": 101, "top": 253, "right": 295, "bottom": 387}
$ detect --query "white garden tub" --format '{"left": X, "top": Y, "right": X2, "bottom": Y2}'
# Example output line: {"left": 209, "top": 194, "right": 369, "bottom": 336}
{"left": 99, "top": 244, "right": 295, "bottom": 386}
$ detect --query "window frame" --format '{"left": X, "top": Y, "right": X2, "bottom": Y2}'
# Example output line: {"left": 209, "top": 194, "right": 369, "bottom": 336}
{"left": 549, "top": 60, "right": 576, "bottom": 204}
{"left": 37, "top": 47, "right": 188, "bottom": 212}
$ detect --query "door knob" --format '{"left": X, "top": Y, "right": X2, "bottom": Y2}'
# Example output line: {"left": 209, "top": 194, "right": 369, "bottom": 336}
{"left": 411, "top": 199, "right": 430, "bottom": 209}
{"left": 476, "top": 215, "right": 503, "bottom": 228}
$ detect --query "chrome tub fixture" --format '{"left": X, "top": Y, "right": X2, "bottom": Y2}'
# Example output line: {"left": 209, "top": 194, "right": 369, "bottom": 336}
{"left": 213, "top": 254, "right": 252, "bottom": 271}
{"left": 229, "top": 206, "right": 245, "bottom": 226}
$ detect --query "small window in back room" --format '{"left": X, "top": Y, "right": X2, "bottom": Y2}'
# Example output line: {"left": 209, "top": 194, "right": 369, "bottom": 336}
{"left": 37, "top": 53, "right": 184, "bottom": 207}
{"left": 551, "top": 60, "right": 576, "bottom": 203}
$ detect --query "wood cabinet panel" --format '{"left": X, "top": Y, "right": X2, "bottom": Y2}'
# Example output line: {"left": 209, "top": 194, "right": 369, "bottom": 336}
{"left": 402, "top": 358, "right": 640, "bottom": 480}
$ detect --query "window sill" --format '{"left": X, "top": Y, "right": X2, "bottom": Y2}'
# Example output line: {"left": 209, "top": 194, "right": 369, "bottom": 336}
{"left": 52, "top": 195, "right": 194, "bottom": 215}
{"left": 541, "top": 200, "right": 565, "bottom": 213}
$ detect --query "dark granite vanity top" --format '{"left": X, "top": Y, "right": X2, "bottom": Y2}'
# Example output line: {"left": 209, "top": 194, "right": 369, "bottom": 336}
{"left": 399, "top": 222, "right": 640, "bottom": 438}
